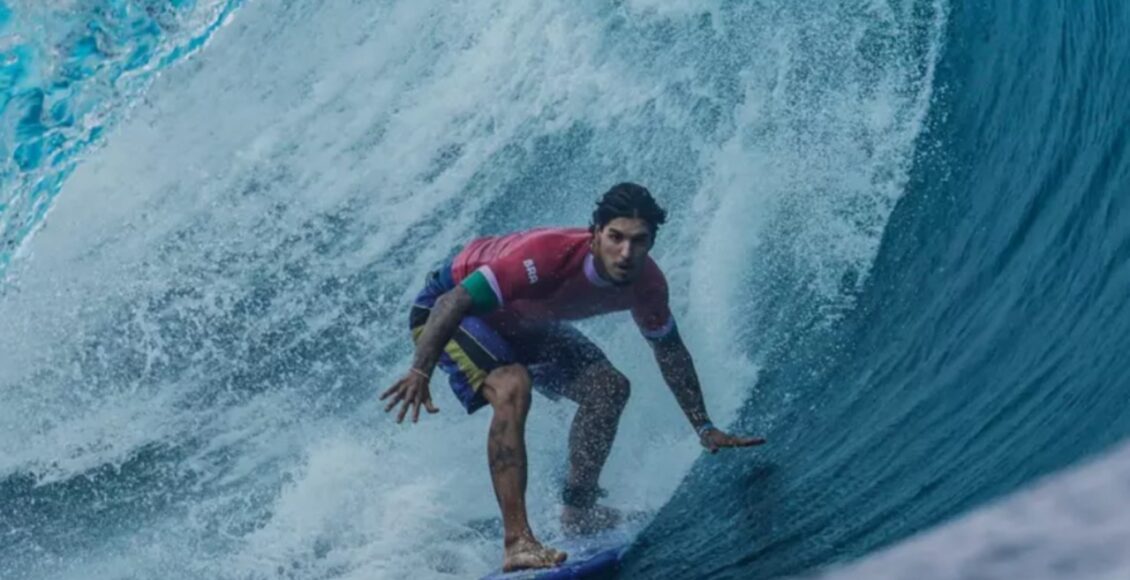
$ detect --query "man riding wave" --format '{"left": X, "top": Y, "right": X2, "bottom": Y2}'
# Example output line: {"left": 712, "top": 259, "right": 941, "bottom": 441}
{"left": 381, "top": 183, "right": 765, "bottom": 572}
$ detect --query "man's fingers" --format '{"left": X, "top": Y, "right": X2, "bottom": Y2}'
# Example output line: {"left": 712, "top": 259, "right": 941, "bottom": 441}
{"left": 383, "top": 388, "right": 404, "bottom": 412}
{"left": 397, "top": 397, "right": 411, "bottom": 423}
{"left": 703, "top": 432, "right": 767, "bottom": 451}
{"left": 381, "top": 377, "right": 438, "bottom": 422}
{"left": 717, "top": 435, "right": 766, "bottom": 448}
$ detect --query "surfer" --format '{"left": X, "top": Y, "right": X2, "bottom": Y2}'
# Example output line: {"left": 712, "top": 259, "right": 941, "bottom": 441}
{"left": 380, "top": 183, "right": 765, "bottom": 572}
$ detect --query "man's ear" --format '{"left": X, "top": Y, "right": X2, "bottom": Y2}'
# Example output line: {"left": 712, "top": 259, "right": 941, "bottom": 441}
{"left": 589, "top": 224, "right": 601, "bottom": 247}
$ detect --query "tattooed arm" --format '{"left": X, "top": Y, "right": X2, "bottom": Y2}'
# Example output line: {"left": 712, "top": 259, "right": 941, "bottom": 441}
{"left": 651, "top": 330, "right": 766, "bottom": 453}
{"left": 380, "top": 286, "right": 473, "bottom": 423}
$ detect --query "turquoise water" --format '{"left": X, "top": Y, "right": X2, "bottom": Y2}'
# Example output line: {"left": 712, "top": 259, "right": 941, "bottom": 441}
{"left": 631, "top": 1, "right": 1130, "bottom": 578}
{"left": 1, "top": 1, "right": 1127, "bottom": 579}
{"left": 0, "top": 0, "right": 242, "bottom": 275}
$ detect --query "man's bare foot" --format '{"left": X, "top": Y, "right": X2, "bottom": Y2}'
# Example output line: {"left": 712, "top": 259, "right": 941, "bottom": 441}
{"left": 502, "top": 537, "right": 567, "bottom": 572}
{"left": 561, "top": 504, "right": 624, "bottom": 537}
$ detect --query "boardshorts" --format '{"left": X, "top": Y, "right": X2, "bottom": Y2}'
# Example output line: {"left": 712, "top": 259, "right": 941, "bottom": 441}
{"left": 408, "top": 261, "right": 609, "bottom": 413}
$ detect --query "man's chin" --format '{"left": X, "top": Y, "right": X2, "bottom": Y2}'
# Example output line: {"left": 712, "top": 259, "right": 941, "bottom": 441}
{"left": 610, "top": 271, "right": 634, "bottom": 285}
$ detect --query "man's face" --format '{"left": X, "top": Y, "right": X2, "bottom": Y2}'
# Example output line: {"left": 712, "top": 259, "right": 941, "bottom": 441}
{"left": 592, "top": 217, "right": 654, "bottom": 284}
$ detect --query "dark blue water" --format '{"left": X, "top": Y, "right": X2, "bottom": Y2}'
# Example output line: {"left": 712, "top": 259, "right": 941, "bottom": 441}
{"left": 628, "top": 1, "right": 1130, "bottom": 578}
{"left": 1, "top": 0, "right": 1128, "bottom": 578}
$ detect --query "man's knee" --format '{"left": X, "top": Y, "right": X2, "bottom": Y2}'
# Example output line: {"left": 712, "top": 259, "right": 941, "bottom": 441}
{"left": 588, "top": 367, "right": 630, "bottom": 409}
{"left": 484, "top": 364, "right": 533, "bottom": 411}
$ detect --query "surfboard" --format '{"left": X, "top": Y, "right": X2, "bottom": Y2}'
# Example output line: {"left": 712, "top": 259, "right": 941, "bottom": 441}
{"left": 479, "top": 526, "right": 635, "bottom": 580}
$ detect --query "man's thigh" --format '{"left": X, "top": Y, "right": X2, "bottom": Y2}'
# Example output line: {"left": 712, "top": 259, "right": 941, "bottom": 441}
{"left": 512, "top": 324, "right": 616, "bottom": 403}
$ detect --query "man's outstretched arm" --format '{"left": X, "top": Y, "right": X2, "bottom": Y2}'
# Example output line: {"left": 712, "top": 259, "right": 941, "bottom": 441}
{"left": 380, "top": 285, "right": 473, "bottom": 423}
{"left": 651, "top": 330, "right": 766, "bottom": 452}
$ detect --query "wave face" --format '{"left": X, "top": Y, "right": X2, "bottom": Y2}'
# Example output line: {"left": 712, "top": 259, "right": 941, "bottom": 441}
{"left": 627, "top": 0, "right": 1130, "bottom": 578}
{"left": 3, "top": 0, "right": 1126, "bottom": 578}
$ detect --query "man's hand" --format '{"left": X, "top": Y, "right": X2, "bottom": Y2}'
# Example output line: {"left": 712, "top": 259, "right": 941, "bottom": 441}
{"left": 380, "top": 371, "right": 440, "bottom": 423}
{"left": 700, "top": 428, "right": 765, "bottom": 454}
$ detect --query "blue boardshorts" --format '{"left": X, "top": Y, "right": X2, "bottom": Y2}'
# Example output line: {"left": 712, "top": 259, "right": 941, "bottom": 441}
{"left": 408, "top": 262, "right": 609, "bottom": 414}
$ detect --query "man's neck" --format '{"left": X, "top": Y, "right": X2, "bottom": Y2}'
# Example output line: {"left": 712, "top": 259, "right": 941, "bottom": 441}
{"left": 585, "top": 252, "right": 633, "bottom": 288}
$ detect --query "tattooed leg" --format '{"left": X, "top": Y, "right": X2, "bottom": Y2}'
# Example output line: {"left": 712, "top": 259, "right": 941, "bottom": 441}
{"left": 481, "top": 364, "right": 566, "bottom": 572}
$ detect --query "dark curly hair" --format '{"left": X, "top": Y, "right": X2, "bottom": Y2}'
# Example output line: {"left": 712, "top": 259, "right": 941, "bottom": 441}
{"left": 591, "top": 182, "right": 668, "bottom": 235}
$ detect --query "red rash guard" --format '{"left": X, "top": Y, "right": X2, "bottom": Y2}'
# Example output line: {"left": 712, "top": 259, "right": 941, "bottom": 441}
{"left": 451, "top": 227, "right": 675, "bottom": 340}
